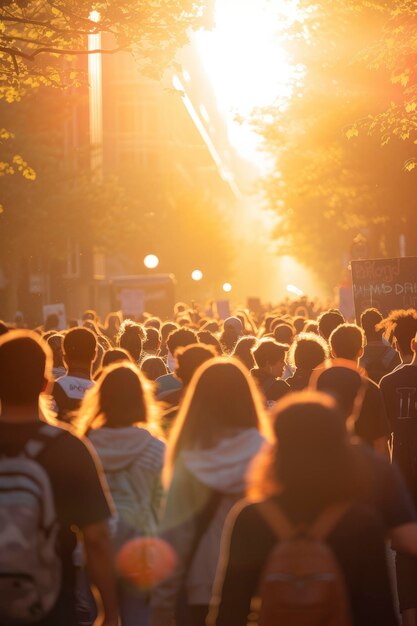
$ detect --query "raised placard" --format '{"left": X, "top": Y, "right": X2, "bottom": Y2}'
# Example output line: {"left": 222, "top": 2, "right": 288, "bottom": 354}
{"left": 351, "top": 257, "right": 417, "bottom": 319}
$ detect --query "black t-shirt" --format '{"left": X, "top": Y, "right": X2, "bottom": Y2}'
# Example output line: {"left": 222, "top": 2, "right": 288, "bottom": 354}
{"left": 380, "top": 364, "right": 417, "bottom": 499}
{"left": 0, "top": 420, "right": 112, "bottom": 625}
{"left": 286, "top": 368, "right": 311, "bottom": 391}
{"left": 210, "top": 498, "right": 398, "bottom": 626}
{"left": 360, "top": 342, "right": 400, "bottom": 384}
{"left": 350, "top": 442, "right": 417, "bottom": 530}
{"left": 355, "top": 378, "right": 391, "bottom": 446}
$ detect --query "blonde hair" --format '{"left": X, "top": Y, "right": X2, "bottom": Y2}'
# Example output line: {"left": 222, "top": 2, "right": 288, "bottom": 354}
{"left": 76, "top": 361, "right": 161, "bottom": 437}
{"left": 163, "top": 356, "right": 272, "bottom": 487}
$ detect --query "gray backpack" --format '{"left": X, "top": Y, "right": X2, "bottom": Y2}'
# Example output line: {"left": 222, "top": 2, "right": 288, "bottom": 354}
{"left": 0, "top": 424, "right": 62, "bottom": 624}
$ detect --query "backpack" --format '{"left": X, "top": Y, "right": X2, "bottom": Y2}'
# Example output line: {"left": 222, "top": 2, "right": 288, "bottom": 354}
{"left": 257, "top": 501, "right": 353, "bottom": 626}
{"left": 105, "top": 464, "right": 147, "bottom": 550}
{"left": 0, "top": 423, "right": 62, "bottom": 625}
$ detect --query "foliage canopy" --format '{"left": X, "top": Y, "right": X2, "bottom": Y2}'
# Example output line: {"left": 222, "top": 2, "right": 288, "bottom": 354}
{"left": 0, "top": 0, "right": 210, "bottom": 101}
{"left": 257, "top": 0, "right": 417, "bottom": 288}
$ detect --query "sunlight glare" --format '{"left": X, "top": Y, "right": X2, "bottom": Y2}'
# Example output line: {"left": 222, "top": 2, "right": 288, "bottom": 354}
{"left": 196, "top": 0, "right": 302, "bottom": 170}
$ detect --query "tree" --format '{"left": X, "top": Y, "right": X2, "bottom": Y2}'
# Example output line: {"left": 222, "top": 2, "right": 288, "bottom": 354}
{"left": 0, "top": 0, "right": 216, "bottom": 319}
{"left": 0, "top": 86, "right": 137, "bottom": 318}
{"left": 0, "top": 77, "right": 233, "bottom": 320}
{"left": 0, "top": 0, "right": 212, "bottom": 206}
{"left": 256, "top": 0, "right": 417, "bottom": 290}
{"left": 0, "top": 0, "right": 211, "bottom": 99}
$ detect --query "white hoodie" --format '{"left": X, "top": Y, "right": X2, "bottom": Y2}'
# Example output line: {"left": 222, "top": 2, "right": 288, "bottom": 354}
{"left": 150, "top": 428, "right": 265, "bottom": 625}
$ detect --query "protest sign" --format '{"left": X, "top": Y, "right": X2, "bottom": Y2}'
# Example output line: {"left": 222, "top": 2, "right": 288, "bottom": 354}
{"left": 119, "top": 289, "right": 145, "bottom": 317}
{"left": 351, "top": 257, "right": 417, "bottom": 318}
{"left": 43, "top": 303, "right": 66, "bottom": 330}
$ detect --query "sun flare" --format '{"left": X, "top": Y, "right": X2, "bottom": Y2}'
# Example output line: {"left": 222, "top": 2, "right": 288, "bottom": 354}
{"left": 195, "top": 0, "right": 302, "bottom": 170}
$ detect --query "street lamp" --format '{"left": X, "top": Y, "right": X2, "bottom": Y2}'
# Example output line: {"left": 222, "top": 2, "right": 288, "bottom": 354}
{"left": 191, "top": 269, "right": 203, "bottom": 281}
{"left": 144, "top": 254, "right": 159, "bottom": 269}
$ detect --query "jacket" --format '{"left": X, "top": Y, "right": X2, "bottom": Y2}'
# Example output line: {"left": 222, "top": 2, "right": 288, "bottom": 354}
{"left": 250, "top": 368, "right": 290, "bottom": 403}
{"left": 88, "top": 426, "right": 165, "bottom": 535}
{"left": 150, "top": 428, "right": 265, "bottom": 626}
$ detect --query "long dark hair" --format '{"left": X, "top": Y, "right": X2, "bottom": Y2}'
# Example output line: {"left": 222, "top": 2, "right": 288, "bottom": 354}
{"left": 248, "top": 391, "right": 353, "bottom": 507}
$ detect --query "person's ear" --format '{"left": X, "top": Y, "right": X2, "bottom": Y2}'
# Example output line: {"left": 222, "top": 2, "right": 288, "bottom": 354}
{"left": 358, "top": 346, "right": 364, "bottom": 358}
{"left": 412, "top": 338, "right": 416, "bottom": 353}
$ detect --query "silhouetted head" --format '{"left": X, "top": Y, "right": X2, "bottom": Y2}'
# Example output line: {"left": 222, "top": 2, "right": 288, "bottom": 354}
{"left": 79, "top": 363, "right": 155, "bottom": 431}
{"left": 63, "top": 327, "right": 97, "bottom": 370}
{"left": 0, "top": 330, "right": 52, "bottom": 405}
{"left": 318, "top": 309, "right": 345, "bottom": 341}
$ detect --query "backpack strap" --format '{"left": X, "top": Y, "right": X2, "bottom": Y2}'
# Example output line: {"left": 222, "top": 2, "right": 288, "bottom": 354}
{"left": 256, "top": 500, "right": 351, "bottom": 542}
{"left": 256, "top": 500, "right": 295, "bottom": 540}
{"left": 175, "top": 489, "right": 223, "bottom": 622}
{"left": 262, "top": 377, "right": 277, "bottom": 396}
{"left": 24, "top": 423, "right": 63, "bottom": 459}
{"left": 310, "top": 502, "right": 352, "bottom": 541}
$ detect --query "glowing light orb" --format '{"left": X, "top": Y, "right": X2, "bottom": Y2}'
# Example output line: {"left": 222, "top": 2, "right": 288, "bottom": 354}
{"left": 144, "top": 254, "right": 159, "bottom": 269}
{"left": 286, "top": 284, "right": 304, "bottom": 297}
{"left": 191, "top": 269, "right": 203, "bottom": 281}
{"left": 89, "top": 10, "right": 101, "bottom": 23}
{"left": 117, "top": 537, "right": 177, "bottom": 590}
{"left": 223, "top": 282, "right": 232, "bottom": 293}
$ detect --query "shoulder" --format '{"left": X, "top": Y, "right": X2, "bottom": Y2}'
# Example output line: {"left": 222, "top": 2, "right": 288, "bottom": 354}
{"left": 156, "top": 373, "right": 171, "bottom": 383}
{"left": 336, "top": 502, "right": 385, "bottom": 538}
{"left": 380, "top": 367, "right": 406, "bottom": 388}
{"left": 366, "top": 377, "right": 380, "bottom": 391}
{"left": 350, "top": 441, "right": 387, "bottom": 478}
{"left": 226, "top": 499, "right": 271, "bottom": 535}
{"left": 137, "top": 433, "right": 166, "bottom": 471}
{"left": 363, "top": 379, "right": 381, "bottom": 403}
{"left": 42, "top": 422, "right": 101, "bottom": 465}
{"left": 274, "top": 379, "right": 290, "bottom": 391}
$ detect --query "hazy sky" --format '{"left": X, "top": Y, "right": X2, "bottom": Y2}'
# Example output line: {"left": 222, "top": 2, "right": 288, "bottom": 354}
{"left": 195, "top": 0, "right": 297, "bottom": 169}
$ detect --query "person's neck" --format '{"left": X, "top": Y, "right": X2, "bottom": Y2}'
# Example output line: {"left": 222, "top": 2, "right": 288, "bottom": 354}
{"left": 334, "top": 356, "right": 359, "bottom": 366}
{"left": 0, "top": 403, "right": 40, "bottom": 424}
{"left": 66, "top": 363, "right": 91, "bottom": 380}
{"left": 400, "top": 353, "right": 413, "bottom": 365}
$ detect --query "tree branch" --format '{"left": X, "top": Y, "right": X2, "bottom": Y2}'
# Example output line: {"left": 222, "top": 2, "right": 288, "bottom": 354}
{"left": 0, "top": 43, "right": 129, "bottom": 64}
{"left": 2, "top": 34, "right": 64, "bottom": 47}
{"left": 44, "top": 2, "right": 117, "bottom": 34}
{"left": 0, "top": 14, "right": 96, "bottom": 35}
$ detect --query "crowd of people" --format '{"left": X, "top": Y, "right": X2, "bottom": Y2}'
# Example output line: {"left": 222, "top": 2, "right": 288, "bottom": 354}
{"left": 1, "top": 301, "right": 417, "bottom": 626}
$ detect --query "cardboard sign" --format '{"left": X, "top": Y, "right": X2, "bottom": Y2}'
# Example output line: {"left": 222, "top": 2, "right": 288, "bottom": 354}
{"left": 215, "top": 300, "right": 231, "bottom": 320}
{"left": 247, "top": 297, "right": 262, "bottom": 314}
{"left": 351, "top": 257, "right": 417, "bottom": 319}
{"left": 120, "top": 289, "right": 145, "bottom": 317}
{"left": 43, "top": 303, "right": 66, "bottom": 330}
